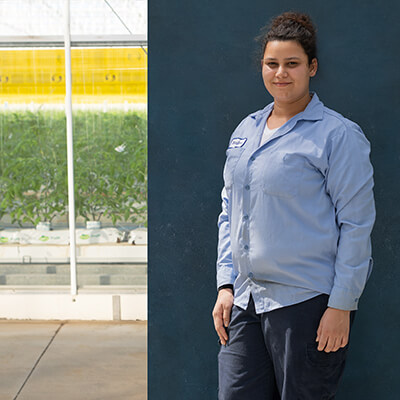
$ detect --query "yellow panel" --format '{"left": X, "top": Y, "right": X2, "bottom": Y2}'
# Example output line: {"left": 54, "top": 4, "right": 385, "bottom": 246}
{"left": 0, "top": 48, "right": 147, "bottom": 104}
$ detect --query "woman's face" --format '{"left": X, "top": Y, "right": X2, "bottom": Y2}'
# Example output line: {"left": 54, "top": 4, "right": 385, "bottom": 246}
{"left": 261, "top": 40, "right": 317, "bottom": 105}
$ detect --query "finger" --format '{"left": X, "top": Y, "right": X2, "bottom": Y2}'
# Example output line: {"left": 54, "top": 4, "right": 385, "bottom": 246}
{"left": 317, "top": 334, "right": 327, "bottom": 351}
{"left": 219, "top": 325, "right": 228, "bottom": 342}
{"left": 213, "top": 314, "right": 228, "bottom": 341}
{"left": 331, "top": 338, "right": 341, "bottom": 352}
{"left": 215, "top": 321, "right": 228, "bottom": 344}
{"left": 212, "top": 305, "right": 224, "bottom": 334}
{"left": 316, "top": 324, "right": 322, "bottom": 342}
{"left": 340, "top": 335, "right": 348, "bottom": 348}
{"left": 223, "top": 305, "right": 232, "bottom": 328}
{"left": 217, "top": 325, "right": 228, "bottom": 345}
{"left": 218, "top": 334, "right": 227, "bottom": 345}
{"left": 212, "top": 309, "right": 221, "bottom": 331}
{"left": 214, "top": 312, "right": 228, "bottom": 341}
{"left": 324, "top": 337, "right": 336, "bottom": 353}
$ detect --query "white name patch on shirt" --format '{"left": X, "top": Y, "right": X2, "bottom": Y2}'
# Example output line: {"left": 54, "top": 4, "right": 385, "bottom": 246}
{"left": 229, "top": 137, "right": 247, "bottom": 148}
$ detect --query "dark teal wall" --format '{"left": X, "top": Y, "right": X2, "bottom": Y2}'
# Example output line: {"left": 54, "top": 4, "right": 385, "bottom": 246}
{"left": 148, "top": 1, "right": 400, "bottom": 398}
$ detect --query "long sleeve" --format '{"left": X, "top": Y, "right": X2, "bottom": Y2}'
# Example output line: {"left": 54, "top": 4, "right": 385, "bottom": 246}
{"left": 325, "top": 123, "right": 376, "bottom": 310}
{"left": 216, "top": 186, "right": 237, "bottom": 289}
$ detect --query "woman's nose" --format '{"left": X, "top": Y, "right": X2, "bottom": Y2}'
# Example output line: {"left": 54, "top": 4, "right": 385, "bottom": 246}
{"left": 276, "top": 65, "right": 288, "bottom": 78}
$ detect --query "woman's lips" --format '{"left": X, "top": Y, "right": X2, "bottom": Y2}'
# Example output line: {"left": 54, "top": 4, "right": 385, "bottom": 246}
{"left": 273, "top": 82, "right": 291, "bottom": 87}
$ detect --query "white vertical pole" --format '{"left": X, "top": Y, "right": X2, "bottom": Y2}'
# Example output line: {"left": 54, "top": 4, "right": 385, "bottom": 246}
{"left": 64, "top": 0, "right": 77, "bottom": 296}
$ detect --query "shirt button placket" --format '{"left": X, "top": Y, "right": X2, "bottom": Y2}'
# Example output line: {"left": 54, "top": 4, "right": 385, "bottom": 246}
{"left": 242, "top": 160, "right": 252, "bottom": 276}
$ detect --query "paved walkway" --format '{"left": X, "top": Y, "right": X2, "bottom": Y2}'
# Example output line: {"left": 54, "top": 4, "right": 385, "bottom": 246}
{"left": 0, "top": 320, "right": 147, "bottom": 400}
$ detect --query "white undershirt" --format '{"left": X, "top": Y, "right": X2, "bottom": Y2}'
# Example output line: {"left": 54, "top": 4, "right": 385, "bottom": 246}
{"left": 259, "top": 121, "right": 279, "bottom": 147}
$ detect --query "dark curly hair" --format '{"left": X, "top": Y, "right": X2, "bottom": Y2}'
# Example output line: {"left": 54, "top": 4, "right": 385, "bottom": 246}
{"left": 256, "top": 12, "right": 317, "bottom": 65}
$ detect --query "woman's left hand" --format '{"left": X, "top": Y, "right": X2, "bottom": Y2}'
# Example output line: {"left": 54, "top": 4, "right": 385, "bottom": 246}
{"left": 316, "top": 307, "right": 350, "bottom": 353}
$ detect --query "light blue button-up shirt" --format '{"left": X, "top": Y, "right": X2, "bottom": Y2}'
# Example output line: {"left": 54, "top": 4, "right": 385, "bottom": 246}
{"left": 216, "top": 93, "right": 375, "bottom": 313}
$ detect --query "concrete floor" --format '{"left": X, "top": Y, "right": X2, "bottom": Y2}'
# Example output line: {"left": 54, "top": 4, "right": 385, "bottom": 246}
{"left": 0, "top": 321, "right": 147, "bottom": 400}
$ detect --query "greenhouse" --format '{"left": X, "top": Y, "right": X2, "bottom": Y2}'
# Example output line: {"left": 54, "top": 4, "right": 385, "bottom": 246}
{"left": 0, "top": 0, "right": 147, "bottom": 320}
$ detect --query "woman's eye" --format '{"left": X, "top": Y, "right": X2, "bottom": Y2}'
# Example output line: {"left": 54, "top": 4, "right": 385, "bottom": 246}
{"left": 266, "top": 62, "right": 278, "bottom": 68}
{"left": 287, "top": 62, "right": 298, "bottom": 67}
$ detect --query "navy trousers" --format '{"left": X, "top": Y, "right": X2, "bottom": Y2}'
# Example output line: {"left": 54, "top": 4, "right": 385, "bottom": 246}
{"left": 218, "top": 294, "right": 356, "bottom": 400}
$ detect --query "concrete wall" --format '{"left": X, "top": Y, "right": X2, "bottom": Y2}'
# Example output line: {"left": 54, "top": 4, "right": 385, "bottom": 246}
{"left": 149, "top": 1, "right": 400, "bottom": 398}
{"left": 0, "top": 293, "right": 146, "bottom": 320}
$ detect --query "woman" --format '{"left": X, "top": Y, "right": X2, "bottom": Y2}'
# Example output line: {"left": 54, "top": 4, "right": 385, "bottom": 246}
{"left": 212, "top": 11, "right": 375, "bottom": 400}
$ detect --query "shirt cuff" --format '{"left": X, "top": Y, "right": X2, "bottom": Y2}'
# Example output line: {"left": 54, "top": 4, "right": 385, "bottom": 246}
{"left": 218, "top": 284, "right": 234, "bottom": 293}
{"left": 328, "top": 285, "right": 360, "bottom": 311}
{"left": 216, "top": 264, "right": 236, "bottom": 289}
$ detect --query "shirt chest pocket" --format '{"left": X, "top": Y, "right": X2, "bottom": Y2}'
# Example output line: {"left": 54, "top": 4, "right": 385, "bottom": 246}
{"left": 223, "top": 147, "right": 246, "bottom": 187}
{"left": 262, "top": 152, "right": 305, "bottom": 199}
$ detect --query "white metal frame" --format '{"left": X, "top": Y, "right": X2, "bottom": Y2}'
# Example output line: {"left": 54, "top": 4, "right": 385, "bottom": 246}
{"left": 64, "top": 0, "right": 77, "bottom": 296}
{"left": 0, "top": 34, "right": 147, "bottom": 48}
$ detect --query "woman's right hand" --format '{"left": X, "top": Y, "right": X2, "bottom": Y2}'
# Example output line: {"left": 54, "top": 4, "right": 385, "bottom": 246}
{"left": 212, "top": 288, "right": 234, "bottom": 345}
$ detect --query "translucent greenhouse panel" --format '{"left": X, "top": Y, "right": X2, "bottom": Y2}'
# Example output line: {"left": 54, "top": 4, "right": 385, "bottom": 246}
{"left": 0, "top": 46, "right": 147, "bottom": 289}
{"left": 0, "top": 48, "right": 68, "bottom": 229}
{"left": 0, "top": 48, "right": 71, "bottom": 287}
{"left": 0, "top": 0, "right": 147, "bottom": 295}
{"left": 71, "top": 47, "right": 147, "bottom": 227}
{"left": 0, "top": 47, "right": 147, "bottom": 106}
{"left": 0, "top": 0, "right": 146, "bottom": 36}
{"left": 72, "top": 46, "right": 147, "bottom": 288}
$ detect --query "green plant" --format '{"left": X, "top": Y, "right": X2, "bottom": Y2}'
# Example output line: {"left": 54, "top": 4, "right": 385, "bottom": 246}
{"left": 74, "top": 110, "right": 147, "bottom": 225}
{"left": 0, "top": 109, "right": 147, "bottom": 226}
{"left": 0, "top": 110, "right": 67, "bottom": 225}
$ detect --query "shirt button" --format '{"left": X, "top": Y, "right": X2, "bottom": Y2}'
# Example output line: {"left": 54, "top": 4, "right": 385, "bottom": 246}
{"left": 244, "top": 245, "right": 249, "bottom": 250}
{"left": 243, "top": 215, "right": 249, "bottom": 221}
{"left": 248, "top": 272, "right": 254, "bottom": 279}
{"left": 250, "top": 156, "right": 255, "bottom": 161}
{"left": 244, "top": 184, "right": 250, "bottom": 190}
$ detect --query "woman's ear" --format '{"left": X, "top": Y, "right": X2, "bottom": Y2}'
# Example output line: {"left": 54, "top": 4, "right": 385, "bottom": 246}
{"left": 309, "top": 58, "right": 318, "bottom": 77}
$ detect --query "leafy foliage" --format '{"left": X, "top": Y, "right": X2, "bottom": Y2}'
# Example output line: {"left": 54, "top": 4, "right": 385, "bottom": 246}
{"left": 0, "top": 110, "right": 147, "bottom": 226}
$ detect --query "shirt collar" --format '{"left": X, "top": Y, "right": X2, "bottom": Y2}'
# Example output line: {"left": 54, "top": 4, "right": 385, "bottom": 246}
{"left": 250, "top": 92, "right": 324, "bottom": 123}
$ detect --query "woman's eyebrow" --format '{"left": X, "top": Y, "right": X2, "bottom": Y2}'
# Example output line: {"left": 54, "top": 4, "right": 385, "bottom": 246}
{"left": 263, "top": 56, "right": 301, "bottom": 60}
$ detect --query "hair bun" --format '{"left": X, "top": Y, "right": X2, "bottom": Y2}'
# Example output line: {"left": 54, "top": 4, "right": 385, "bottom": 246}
{"left": 283, "top": 12, "right": 316, "bottom": 34}
{"left": 269, "top": 12, "right": 316, "bottom": 35}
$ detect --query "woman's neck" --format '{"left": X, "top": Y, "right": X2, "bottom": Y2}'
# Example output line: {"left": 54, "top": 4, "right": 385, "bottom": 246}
{"left": 268, "top": 92, "right": 312, "bottom": 129}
